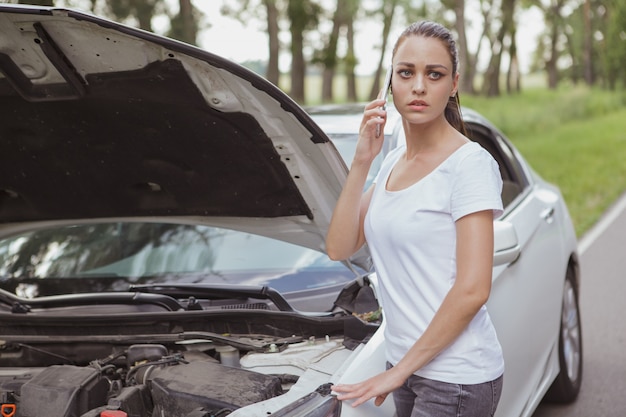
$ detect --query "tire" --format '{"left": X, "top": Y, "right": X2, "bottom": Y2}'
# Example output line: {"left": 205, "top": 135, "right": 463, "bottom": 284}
{"left": 544, "top": 267, "right": 583, "bottom": 403}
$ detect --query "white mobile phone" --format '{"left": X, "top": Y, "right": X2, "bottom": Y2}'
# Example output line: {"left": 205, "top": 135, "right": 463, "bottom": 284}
{"left": 376, "top": 66, "right": 393, "bottom": 138}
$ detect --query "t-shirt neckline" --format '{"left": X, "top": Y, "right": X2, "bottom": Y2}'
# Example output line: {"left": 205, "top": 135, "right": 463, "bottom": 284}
{"left": 384, "top": 141, "right": 474, "bottom": 193}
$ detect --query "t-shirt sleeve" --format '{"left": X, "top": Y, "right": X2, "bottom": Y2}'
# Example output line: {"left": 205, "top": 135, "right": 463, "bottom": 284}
{"left": 451, "top": 147, "right": 504, "bottom": 221}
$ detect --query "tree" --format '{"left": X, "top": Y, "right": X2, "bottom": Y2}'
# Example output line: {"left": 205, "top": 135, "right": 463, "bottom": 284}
{"left": 450, "top": 0, "right": 474, "bottom": 94}
{"left": 287, "top": 0, "right": 321, "bottom": 103}
{"left": 582, "top": 0, "right": 593, "bottom": 85}
{"left": 264, "top": 0, "right": 281, "bottom": 85}
{"left": 481, "top": 0, "right": 516, "bottom": 96}
{"left": 316, "top": 0, "right": 360, "bottom": 102}
{"left": 603, "top": 0, "right": 626, "bottom": 89}
{"left": 544, "top": 0, "right": 567, "bottom": 89}
{"left": 505, "top": 25, "right": 521, "bottom": 93}
{"left": 469, "top": 0, "right": 499, "bottom": 94}
{"left": 107, "top": 0, "right": 163, "bottom": 32}
{"left": 344, "top": 8, "right": 358, "bottom": 101}
{"left": 167, "top": 0, "right": 200, "bottom": 45}
{"left": 220, "top": 0, "right": 283, "bottom": 86}
{"left": 368, "top": 0, "right": 400, "bottom": 100}
{"left": 318, "top": 0, "right": 345, "bottom": 102}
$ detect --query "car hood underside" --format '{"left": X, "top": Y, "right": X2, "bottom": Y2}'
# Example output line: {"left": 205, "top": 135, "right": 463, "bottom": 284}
{"left": 0, "top": 5, "right": 371, "bottom": 270}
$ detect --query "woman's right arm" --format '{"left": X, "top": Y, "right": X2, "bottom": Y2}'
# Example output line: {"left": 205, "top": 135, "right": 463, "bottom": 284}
{"left": 325, "top": 167, "right": 374, "bottom": 260}
{"left": 325, "top": 99, "right": 387, "bottom": 260}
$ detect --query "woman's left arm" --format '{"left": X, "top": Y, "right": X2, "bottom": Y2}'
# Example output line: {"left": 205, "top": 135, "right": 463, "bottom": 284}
{"left": 333, "top": 209, "right": 495, "bottom": 407}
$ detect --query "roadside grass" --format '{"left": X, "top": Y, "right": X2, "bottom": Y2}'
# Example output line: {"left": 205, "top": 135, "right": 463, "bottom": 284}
{"left": 463, "top": 87, "right": 626, "bottom": 237}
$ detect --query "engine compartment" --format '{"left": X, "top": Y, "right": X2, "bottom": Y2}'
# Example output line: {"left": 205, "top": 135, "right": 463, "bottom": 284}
{"left": 0, "top": 337, "right": 347, "bottom": 417}
{"left": 0, "top": 275, "right": 382, "bottom": 416}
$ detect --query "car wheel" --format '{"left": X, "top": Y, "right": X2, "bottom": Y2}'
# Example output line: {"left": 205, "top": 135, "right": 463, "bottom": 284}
{"left": 544, "top": 267, "right": 583, "bottom": 403}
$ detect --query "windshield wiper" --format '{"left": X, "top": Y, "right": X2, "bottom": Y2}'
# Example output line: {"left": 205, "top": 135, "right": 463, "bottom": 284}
{"left": 130, "top": 283, "right": 296, "bottom": 312}
{"left": 0, "top": 287, "right": 183, "bottom": 313}
{"left": 0, "top": 331, "right": 298, "bottom": 353}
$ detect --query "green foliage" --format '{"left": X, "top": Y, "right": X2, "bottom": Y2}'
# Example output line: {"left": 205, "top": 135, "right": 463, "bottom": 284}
{"left": 463, "top": 86, "right": 626, "bottom": 236}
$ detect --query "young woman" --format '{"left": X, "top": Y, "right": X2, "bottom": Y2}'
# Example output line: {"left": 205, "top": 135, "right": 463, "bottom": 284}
{"left": 326, "top": 21, "right": 504, "bottom": 417}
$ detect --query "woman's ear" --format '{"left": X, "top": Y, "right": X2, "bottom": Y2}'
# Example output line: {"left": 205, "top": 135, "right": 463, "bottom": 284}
{"left": 451, "top": 73, "right": 460, "bottom": 97}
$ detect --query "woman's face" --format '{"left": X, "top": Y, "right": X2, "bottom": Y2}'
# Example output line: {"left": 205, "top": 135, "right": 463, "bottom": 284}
{"left": 391, "top": 35, "right": 458, "bottom": 127}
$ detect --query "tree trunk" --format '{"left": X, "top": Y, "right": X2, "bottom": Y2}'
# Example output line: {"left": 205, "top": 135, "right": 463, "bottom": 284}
{"left": 321, "top": 0, "right": 346, "bottom": 102}
{"left": 288, "top": 0, "right": 313, "bottom": 103}
{"left": 369, "top": 0, "right": 398, "bottom": 100}
{"left": 346, "top": 19, "right": 357, "bottom": 101}
{"left": 545, "top": 10, "right": 560, "bottom": 89}
{"left": 177, "top": 0, "right": 196, "bottom": 45}
{"left": 264, "top": 0, "right": 280, "bottom": 86}
{"left": 469, "top": 0, "right": 495, "bottom": 96}
{"left": 582, "top": 0, "right": 594, "bottom": 85}
{"left": 564, "top": 30, "right": 580, "bottom": 85}
{"left": 454, "top": 0, "right": 475, "bottom": 94}
{"left": 506, "top": 26, "right": 520, "bottom": 93}
{"left": 135, "top": 1, "right": 155, "bottom": 32}
{"left": 481, "top": 0, "right": 516, "bottom": 96}
{"left": 289, "top": 27, "right": 306, "bottom": 103}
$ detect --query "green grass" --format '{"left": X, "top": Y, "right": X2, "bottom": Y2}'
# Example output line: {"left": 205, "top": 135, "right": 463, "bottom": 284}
{"left": 461, "top": 85, "right": 626, "bottom": 141}
{"left": 463, "top": 87, "right": 626, "bottom": 237}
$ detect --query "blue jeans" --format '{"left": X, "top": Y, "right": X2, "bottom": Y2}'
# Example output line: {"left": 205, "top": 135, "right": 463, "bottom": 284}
{"left": 388, "top": 363, "right": 503, "bottom": 417}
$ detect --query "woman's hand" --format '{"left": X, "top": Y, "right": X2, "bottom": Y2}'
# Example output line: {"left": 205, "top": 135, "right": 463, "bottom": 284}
{"left": 353, "top": 98, "right": 387, "bottom": 166}
{"left": 332, "top": 367, "right": 406, "bottom": 408}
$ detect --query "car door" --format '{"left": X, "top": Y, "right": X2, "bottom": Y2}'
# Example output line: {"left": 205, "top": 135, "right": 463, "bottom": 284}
{"left": 468, "top": 122, "right": 565, "bottom": 417}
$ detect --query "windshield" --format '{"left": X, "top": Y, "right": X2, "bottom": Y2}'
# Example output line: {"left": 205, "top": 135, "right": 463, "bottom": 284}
{"left": 0, "top": 223, "right": 360, "bottom": 299}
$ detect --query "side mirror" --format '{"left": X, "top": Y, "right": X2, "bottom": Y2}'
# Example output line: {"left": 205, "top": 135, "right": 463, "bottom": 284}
{"left": 493, "top": 220, "right": 520, "bottom": 266}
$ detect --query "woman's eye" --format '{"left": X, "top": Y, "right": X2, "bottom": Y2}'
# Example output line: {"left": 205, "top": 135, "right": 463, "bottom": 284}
{"left": 428, "top": 72, "right": 443, "bottom": 80}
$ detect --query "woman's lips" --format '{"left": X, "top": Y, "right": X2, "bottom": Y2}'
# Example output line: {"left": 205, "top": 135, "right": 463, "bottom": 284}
{"left": 408, "top": 100, "right": 428, "bottom": 110}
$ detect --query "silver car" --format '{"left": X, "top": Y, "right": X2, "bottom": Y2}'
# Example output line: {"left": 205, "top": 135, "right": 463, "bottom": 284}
{"left": 0, "top": 4, "right": 581, "bottom": 417}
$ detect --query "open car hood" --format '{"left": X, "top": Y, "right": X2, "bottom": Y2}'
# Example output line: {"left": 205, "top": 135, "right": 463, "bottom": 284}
{"left": 0, "top": 5, "right": 371, "bottom": 271}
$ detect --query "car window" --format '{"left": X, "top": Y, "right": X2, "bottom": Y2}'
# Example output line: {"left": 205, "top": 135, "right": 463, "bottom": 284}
{"left": 465, "top": 123, "right": 530, "bottom": 209}
{"left": 0, "top": 223, "right": 361, "bottom": 299}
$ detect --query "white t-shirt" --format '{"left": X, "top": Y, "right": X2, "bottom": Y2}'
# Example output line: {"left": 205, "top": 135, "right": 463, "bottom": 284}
{"left": 364, "top": 141, "right": 505, "bottom": 384}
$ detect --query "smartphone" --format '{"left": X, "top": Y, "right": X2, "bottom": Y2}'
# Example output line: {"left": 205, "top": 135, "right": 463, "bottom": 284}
{"left": 376, "top": 66, "right": 393, "bottom": 138}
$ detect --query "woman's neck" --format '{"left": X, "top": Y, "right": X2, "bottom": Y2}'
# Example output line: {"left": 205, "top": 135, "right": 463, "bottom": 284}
{"left": 402, "top": 119, "right": 466, "bottom": 159}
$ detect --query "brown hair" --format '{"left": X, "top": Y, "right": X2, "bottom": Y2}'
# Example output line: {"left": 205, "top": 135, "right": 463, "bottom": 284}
{"left": 392, "top": 21, "right": 466, "bottom": 135}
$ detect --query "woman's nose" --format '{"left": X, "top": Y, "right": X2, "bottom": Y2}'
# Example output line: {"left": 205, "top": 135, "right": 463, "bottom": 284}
{"left": 412, "top": 75, "right": 426, "bottom": 94}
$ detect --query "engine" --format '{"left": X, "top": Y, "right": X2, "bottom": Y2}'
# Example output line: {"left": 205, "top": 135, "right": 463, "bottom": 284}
{"left": 0, "top": 343, "right": 294, "bottom": 417}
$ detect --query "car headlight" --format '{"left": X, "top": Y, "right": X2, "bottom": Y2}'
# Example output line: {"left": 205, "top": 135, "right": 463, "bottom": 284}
{"left": 271, "top": 383, "right": 341, "bottom": 417}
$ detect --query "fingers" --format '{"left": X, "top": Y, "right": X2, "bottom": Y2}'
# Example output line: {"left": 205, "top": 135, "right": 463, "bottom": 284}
{"left": 365, "top": 98, "right": 386, "bottom": 111}
{"left": 332, "top": 382, "right": 388, "bottom": 408}
{"left": 332, "top": 383, "right": 364, "bottom": 401}
{"left": 331, "top": 383, "right": 359, "bottom": 397}
{"left": 361, "top": 99, "right": 387, "bottom": 138}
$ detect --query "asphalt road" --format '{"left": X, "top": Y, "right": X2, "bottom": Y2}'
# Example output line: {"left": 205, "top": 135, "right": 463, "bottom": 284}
{"left": 532, "top": 193, "right": 626, "bottom": 417}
